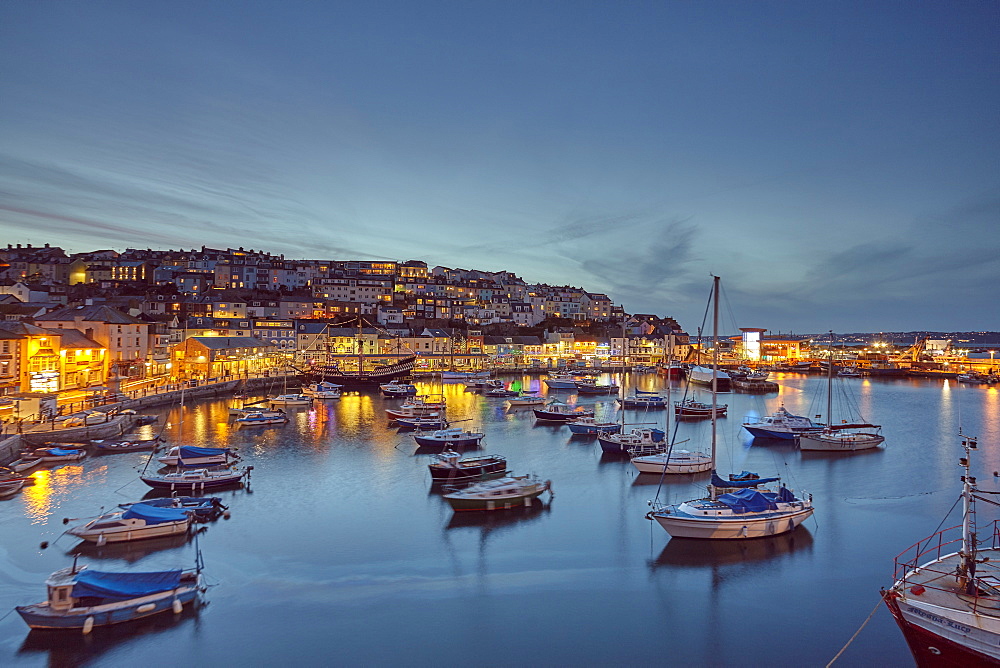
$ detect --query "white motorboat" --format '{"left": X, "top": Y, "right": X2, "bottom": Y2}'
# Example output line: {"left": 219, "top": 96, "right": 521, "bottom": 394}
{"left": 742, "top": 406, "right": 823, "bottom": 440}
{"left": 234, "top": 409, "right": 289, "bottom": 426}
{"left": 67, "top": 503, "right": 191, "bottom": 544}
{"left": 506, "top": 394, "right": 545, "bottom": 407}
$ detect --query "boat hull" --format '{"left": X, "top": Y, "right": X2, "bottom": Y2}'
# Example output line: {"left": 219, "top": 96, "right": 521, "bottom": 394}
{"left": 566, "top": 423, "right": 621, "bottom": 435}
{"left": 140, "top": 473, "right": 246, "bottom": 491}
{"left": 743, "top": 427, "right": 814, "bottom": 440}
{"left": 69, "top": 521, "right": 190, "bottom": 543}
{"left": 650, "top": 507, "right": 814, "bottom": 539}
{"left": 631, "top": 454, "right": 712, "bottom": 474}
{"left": 799, "top": 432, "right": 884, "bottom": 451}
{"left": 532, "top": 409, "right": 594, "bottom": 422}
{"left": 445, "top": 486, "right": 549, "bottom": 511}
{"left": 429, "top": 456, "right": 507, "bottom": 482}
{"left": 413, "top": 435, "right": 484, "bottom": 448}
{"left": 16, "top": 587, "right": 200, "bottom": 630}
{"left": 883, "top": 590, "right": 1000, "bottom": 667}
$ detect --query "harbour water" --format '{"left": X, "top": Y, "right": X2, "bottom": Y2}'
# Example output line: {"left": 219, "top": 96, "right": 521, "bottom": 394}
{"left": 1, "top": 373, "right": 997, "bottom": 666}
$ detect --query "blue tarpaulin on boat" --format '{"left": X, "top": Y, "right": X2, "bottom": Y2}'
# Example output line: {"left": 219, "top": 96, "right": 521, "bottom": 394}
{"left": 777, "top": 485, "right": 796, "bottom": 503}
{"left": 45, "top": 448, "right": 80, "bottom": 456}
{"left": 72, "top": 570, "right": 182, "bottom": 601}
{"left": 717, "top": 488, "right": 778, "bottom": 514}
{"left": 121, "top": 503, "right": 189, "bottom": 524}
{"left": 178, "top": 446, "right": 227, "bottom": 458}
{"left": 711, "top": 471, "right": 780, "bottom": 488}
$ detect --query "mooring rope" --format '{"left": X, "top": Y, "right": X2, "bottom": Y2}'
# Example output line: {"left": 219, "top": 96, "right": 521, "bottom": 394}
{"left": 825, "top": 595, "right": 884, "bottom": 666}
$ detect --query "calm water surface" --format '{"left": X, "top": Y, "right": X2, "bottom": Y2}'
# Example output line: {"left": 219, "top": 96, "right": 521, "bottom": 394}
{"left": 1, "top": 373, "right": 998, "bottom": 666}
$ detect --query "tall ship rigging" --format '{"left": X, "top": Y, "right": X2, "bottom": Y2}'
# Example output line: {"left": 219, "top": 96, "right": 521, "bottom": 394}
{"left": 298, "top": 316, "right": 417, "bottom": 388}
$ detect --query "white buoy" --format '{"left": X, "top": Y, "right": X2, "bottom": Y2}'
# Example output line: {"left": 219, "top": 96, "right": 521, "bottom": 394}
{"left": 82, "top": 616, "right": 94, "bottom": 634}
{"left": 172, "top": 598, "right": 182, "bottom": 614}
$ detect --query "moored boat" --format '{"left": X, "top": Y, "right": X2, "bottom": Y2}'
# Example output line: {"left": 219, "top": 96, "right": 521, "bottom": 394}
{"left": 158, "top": 446, "right": 234, "bottom": 467}
{"left": 532, "top": 402, "right": 595, "bottom": 422}
{"left": 575, "top": 381, "right": 620, "bottom": 395}
{"left": 741, "top": 406, "right": 823, "bottom": 440}
{"left": 443, "top": 474, "right": 552, "bottom": 511}
{"left": 674, "top": 398, "right": 728, "bottom": 419}
{"left": 428, "top": 450, "right": 507, "bottom": 483}
{"left": 413, "top": 428, "right": 486, "bottom": 449}
{"left": 22, "top": 446, "right": 87, "bottom": 463}
{"left": 566, "top": 416, "right": 622, "bottom": 435}
{"left": 67, "top": 503, "right": 192, "bottom": 544}
{"left": 687, "top": 365, "right": 731, "bottom": 391}
{"left": 234, "top": 409, "right": 289, "bottom": 426}
{"left": 543, "top": 373, "right": 578, "bottom": 390}
{"left": 882, "top": 433, "right": 1000, "bottom": 666}
{"left": 92, "top": 437, "right": 164, "bottom": 453}
{"left": 119, "top": 496, "right": 226, "bottom": 522}
{"left": 140, "top": 466, "right": 252, "bottom": 492}
{"left": 385, "top": 395, "right": 446, "bottom": 421}
{"left": 631, "top": 449, "right": 713, "bottom": 474}
{"left": 303, "top": 382, "right": 342, "bottom": 399}
{"left": 598, "top": 427, "right": 666, "bottom": 455}
{"left": 506, "top": 394, "right": 545, "bottom": 407}
{"left": 619, "top": 394, "right": 668, "bottom": 409}
{"left": 379, "top": 380, "right": 417, "bottom": 397}
{"left": 15, "top": 561, "right": 204, "bottom": 631}
{"left": 268, "top": 393, "right": 312, "bottom": 407}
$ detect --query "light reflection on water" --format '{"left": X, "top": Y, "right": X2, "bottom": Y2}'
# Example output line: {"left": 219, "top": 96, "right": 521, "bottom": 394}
{"left": 0, "top": 373, "right": 997, "bottom": 666}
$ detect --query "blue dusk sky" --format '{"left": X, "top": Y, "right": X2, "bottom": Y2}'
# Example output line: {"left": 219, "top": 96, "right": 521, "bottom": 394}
{"left": 1, "top": 1, "right": 997, "bottom": 334}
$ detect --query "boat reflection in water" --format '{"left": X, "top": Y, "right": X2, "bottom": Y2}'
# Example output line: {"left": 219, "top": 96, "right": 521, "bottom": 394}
{"left": 18, "top": 600, "right": 202, "bottom": 665}
{"left": 651, "top": 526, "right": 815, "bottom": 571}
{"left": 66, "top": 532, "right": 195, "bottom": 563}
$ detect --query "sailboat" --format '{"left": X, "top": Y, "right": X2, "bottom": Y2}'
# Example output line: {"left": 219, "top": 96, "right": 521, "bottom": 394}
{"left": 883, "top": 432, "right": 1000, "bottom": 665}
{"left": 300, "top": 317, "right": 417, "bottom": 388}
{"left": 798, "top": 332, "right": 885, "bottom": 452}
{"left": 631, "top": 334, "right": 712, "bottom": 474}
{"left": 645, "top": 276, "right": 814, "bottom": 539}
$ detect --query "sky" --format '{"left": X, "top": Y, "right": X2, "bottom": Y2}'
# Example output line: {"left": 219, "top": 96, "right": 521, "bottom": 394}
{"left": 1, "top": 1, "right": 997, "bottom": 334}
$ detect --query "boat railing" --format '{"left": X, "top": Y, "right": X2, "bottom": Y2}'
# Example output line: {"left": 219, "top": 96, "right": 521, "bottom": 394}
{"left": 893, "top": 520, "right": 1000, "bottom": 591}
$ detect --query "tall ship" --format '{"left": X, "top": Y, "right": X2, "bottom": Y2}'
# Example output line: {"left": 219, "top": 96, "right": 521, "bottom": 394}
{"left": 298, "top": 318, "right": 417, "bottom": 388}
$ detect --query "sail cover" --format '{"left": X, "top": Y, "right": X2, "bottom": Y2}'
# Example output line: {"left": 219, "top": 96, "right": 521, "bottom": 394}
{"left": 121, "top": 503, "right": 189, "bottom": 524}
{"left": 718, "top": 488, "right": 778, "bottom": 514}
{"left": 72, "top": 570, "right": 183, "bottom": 600}
{"left": 178, "top": 446, "right": 228, "bottom": 458}
{"left": 711, "top": 471, "right": 780, "bottom": 488}
{"left": 45, "top": 448, "right": 80, "bottom": 456}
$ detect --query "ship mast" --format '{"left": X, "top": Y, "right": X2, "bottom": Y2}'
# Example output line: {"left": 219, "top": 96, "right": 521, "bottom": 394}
{"left": 710, "top": 275, "right": 719, "bottom": 480}
{"left": 960, "top": 433, "right": 978, "bottom": 594}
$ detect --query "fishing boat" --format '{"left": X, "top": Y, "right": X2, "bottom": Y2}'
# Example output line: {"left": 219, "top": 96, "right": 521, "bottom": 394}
{"left": 303, "top": 382, "right": 342, "bottom": 399}
{"left": 543, "top": 373, "right": 578, "bottom": 390}
{"left": 15, "top": 558, "right": 204, "bottom": 631}
{"left": 799, "top": 332, "right": 885, "bottom": 452}
{"left": 443, "top": 474, "right": 552, "bottom": 511}
{"left": 92, "top": 437, "right": 164, "bottom": 453}
{"left": 157, "top": 446, "right": 234, "bottom": 467}
{"left": 598, "top": 427, "right": 666, "bottom": 455}
{"left": 566, "top": 416, "right": 622, "bottom": 435}
{"left": 67, "top": 503, "right": 192, "bottom": 544}
{"left": 532, "top": 402, "right": 595, "bottom": 422}
{"left": 22, "top": 446, "right": 87, "bottom": 463}
{"left": 140, "top": 466, "right": 252, "bottom": 492}
{"left": 674, "top": 398, "right": 728, "bottom": 419}
{"left": 506, "top": 394, "right": 545, "bottom": 407}
{"left": 413, "top": 428, "right": 486, "bottom": 449}
{"left": 119, "top": 496, "right": 226, "bottom": 522}
{"left": 234, "top": 409, "right": 289, "bottom": 426}
{"left": 646, "top": 277, "right": 814, "bottom": 540}
{"left": 428, "top": 450, "right": 507, "bottom": 483}
{"left": 741, "top": 406, "right": 823, "bottom": 440}
{"left": 379, "top": 380, "right": 417, "bottom": 397}
{"left": 882, "top": 432, "right": 1000, "bottom": 666}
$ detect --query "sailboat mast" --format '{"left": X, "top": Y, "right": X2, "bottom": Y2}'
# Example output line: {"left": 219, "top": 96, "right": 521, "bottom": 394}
{"left": 961, "top": 434, "right": 977, "bottom": 591}
{"left": 826, "top": 331, "right": 834, "bottom": 427}
{"left": 711, "top": 275, "right": 719, "bottom": 464}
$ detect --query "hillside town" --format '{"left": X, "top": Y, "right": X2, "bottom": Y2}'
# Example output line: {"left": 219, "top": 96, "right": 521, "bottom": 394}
{"left": 0, "top": 243, "right": 695, "bottom": 408}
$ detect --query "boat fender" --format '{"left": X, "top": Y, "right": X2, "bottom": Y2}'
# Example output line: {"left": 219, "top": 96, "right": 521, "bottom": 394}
{"left": 173, "top": 598, "right": 183, "bottom": 614}
{"left": 82, "top": 616, "right": 95, "bottom": 635}
{"left": 223, "top": 511, "right": 231, "bottom": 519}
{"left": 547, "top": 480, "right": 554, "bottom": 497}
{"left": 97, "top": 533, "right": 107, "bottom": 547}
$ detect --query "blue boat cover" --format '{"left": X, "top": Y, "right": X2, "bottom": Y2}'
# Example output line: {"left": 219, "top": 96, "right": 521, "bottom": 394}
{"left": 121, "top": 503, "right": 188, "bottom": 524}
{"left": 45, "top": 448, "right": 79, "bottom": 456}
{"left": 718, "top": 488, "right": 778, "bottom": 513}
{"left": 178, "top": 446, "right": 227, "bottom": 458}
{"left": 72, "top": 569, "right": 182, "bottom": 601}
{"left": 711, "top": 471, "right": 780, "bottom": 488}
{"left": 777, "top": 485, "right": 797, "bottom": 503}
